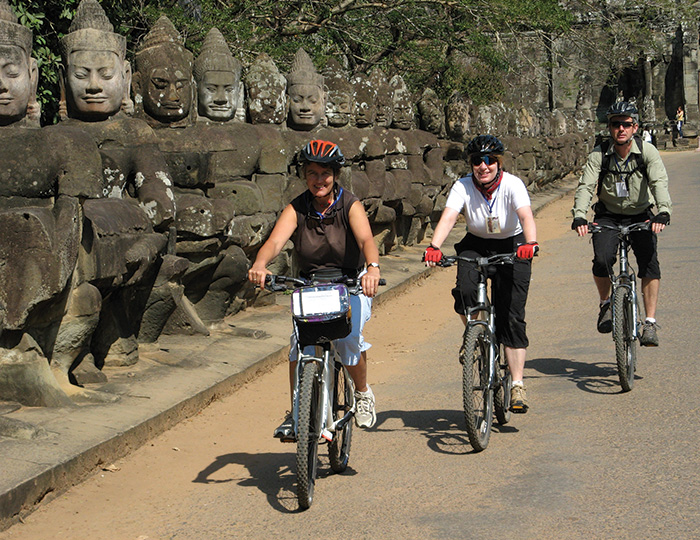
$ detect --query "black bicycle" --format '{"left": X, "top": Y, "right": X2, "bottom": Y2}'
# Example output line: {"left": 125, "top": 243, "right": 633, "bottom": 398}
{"left": 589, "top": 221, "right": 650, "bottom": 392}
{"left": 264, "top": 273, "right": 384, "bottom": 509}
{"left": 438, "top": 254, "right": 516, "bottom": 452}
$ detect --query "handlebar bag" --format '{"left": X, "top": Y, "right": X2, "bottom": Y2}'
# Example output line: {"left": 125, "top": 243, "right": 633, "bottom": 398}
{"left": 292, "top": 284, "right": 352, "bottom": 345}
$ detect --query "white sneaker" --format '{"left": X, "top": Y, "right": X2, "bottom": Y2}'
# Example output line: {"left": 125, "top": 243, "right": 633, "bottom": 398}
{"left": 354, "top": 385, "right": 376, "bottom": 428}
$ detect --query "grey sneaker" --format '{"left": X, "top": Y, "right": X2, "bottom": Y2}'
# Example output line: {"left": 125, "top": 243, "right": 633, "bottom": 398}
{"left": 510, "top": 384, "right": 529, "bottom": 413}
{"left": 354, "top": 385, "right": 376, "bottom": 428}
{"left": 273, "top": 412, "right": 295, "bottom": 441}
{"left": 597, "top": 301, "right": 612, "bottom": 334}
{"left": 640, "top": 320, "right": 659, "bottom": 347}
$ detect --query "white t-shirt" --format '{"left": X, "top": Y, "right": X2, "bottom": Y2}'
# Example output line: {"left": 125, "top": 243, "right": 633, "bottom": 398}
{"left": 445, "top": 171, "right": 531, "bottom": 239}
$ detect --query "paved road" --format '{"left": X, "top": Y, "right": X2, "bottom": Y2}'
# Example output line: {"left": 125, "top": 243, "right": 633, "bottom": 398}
{"left": 1, "top": 151, "right": 697, "bottom": 540}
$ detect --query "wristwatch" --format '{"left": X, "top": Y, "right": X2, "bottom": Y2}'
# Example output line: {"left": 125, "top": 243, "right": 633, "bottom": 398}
{"left": 367, "top": 262, "right": 380, "bottom": 269}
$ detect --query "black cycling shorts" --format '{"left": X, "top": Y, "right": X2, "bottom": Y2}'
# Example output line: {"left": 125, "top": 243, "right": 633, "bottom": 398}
{"left": 451, "top": 233, "right": 531, "bottom": 349}
{"left": 591, "top": 204, "right": 660, "bottom": 279}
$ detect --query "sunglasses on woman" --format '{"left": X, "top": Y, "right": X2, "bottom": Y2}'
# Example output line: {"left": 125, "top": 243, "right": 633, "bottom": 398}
{"left": 470, "top": 154, "right": 498, "bottom": 166}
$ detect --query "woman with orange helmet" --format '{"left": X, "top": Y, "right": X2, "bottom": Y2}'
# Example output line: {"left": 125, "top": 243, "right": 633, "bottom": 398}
{"left": 248, "top": 140, "right": 381, "bottom": 438}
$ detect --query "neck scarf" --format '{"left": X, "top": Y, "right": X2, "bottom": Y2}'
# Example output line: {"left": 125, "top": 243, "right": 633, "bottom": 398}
{"left": 472, "top": 170, "right": 502, "bottom": 201}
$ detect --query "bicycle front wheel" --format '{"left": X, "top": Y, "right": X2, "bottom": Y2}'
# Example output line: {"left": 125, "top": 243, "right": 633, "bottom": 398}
{"left": 329, "top": 362, "right": 353, "bottom": 473}
{"left": 461, "top": 325, "right": 493, "bottom": 451}
{"left": 493, "top": 345, "right": 512, "bottom": 425}
{"left": 613, "top": 287, "right": 637, "bottom": 392}
{"left": 296, "top": 361, "right": 321, "bottom": 509}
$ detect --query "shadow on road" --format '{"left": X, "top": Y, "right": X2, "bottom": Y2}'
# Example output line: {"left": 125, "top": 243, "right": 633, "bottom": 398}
{"left": 374, "top": 409, "right": 518, "bottom": 455}
{"left": 527, "top": 356, "right": 640, "bottom": 394}
{"left": 192, "top": 450, "right": 358, "bottom": 513}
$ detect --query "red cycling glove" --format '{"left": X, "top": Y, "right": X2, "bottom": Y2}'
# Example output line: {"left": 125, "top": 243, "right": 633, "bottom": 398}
{"left": 424, "top": 245, "right": 443, "bottom": 264}
{"left": 516, "top": 242, "right": 539, "bottom": 260}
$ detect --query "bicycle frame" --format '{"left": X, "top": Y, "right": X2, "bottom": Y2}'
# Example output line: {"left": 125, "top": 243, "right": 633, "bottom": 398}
{"left": 462, "top": 258, "right": 501, "bottom": 390}
{"left": 291, "top": 342, "right": 354, "bottom": 443}
{"left": 609, "top": 231, "right": 640, "bottom": 339}
{"left": 590, "top": 222, "right": 648, "bottom": 340}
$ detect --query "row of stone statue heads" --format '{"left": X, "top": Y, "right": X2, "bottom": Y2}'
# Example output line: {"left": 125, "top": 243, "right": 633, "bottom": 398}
{"left": 42, "top": 0, "right": 444, "bottom": 134}
{"left": 0, "top": 0, "right": 454, "bottom": 409}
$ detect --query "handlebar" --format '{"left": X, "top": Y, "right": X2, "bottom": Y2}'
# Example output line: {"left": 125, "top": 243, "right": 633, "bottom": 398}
{"left": 588, "top": 221, "right": 650, "bottom": 235}
{"left": 438, "top": 253, "right": 517, "bottom": 268}
{"left": 264, "top": 274, "right": 386, "bottom": 295}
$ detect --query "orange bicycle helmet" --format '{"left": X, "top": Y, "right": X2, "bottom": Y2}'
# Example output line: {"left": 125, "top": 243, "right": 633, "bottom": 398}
{"left": 299, "top": 140, "right": 346, "bottom": 169}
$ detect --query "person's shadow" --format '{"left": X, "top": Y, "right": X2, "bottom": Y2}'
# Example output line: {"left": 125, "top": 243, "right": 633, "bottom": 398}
{"left": 373, "top": 408, "right": 518, "bottom": 456}
{"left": 526, "top": 356, "right": 640, "bottom": 394}
{"left": 193, "top": 449, "right": 358, "bottom": 513}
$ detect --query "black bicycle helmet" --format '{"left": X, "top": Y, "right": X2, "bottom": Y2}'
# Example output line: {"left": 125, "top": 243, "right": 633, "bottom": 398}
{"left": 606, "top": 101, "right": 639, "bottom": 122}
{"left": 299, "top": 140, "right": 346, "bottom": 169}
{"left": 466, "top": 134, "right": 505, "bottom": 156}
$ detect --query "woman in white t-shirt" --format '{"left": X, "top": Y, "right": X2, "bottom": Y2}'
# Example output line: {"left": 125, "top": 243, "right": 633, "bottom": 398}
{"left": 424, "top": 135, "right": 538, "bottom": 413}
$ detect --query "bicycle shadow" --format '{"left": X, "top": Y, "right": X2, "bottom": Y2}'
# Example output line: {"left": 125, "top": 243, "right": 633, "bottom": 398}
{"left": 527, "top": 356, "right": 641, "bottom": 394}
{"left": 192, "top": 450, "right": 357, "bottom": 513}
{"left": 374, "top": 409, "right": 518, "bottom": 456}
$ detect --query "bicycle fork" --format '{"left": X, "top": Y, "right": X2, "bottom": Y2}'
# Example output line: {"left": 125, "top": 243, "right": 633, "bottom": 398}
{"left": 466, "top": 281, "right": 499, "bottom": 389}
{"left": 293, "top": 346, "right": 354, "bottom": 443}
{"left": 612, "top": 238, "right": 640, "bottom": 340}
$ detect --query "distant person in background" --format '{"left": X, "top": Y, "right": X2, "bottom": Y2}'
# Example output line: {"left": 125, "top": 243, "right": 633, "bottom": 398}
{"left": 676, "top": 106, "right": 684, "bottom": 138}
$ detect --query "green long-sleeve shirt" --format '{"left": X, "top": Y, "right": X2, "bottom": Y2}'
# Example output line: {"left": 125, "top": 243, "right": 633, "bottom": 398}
{"left": 572, "top": 139, "right": 672, "bottom": 219}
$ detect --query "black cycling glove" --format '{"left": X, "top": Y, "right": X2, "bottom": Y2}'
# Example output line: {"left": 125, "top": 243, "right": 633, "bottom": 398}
{"left": 571, "top": 217, "right": 587, "bottom": 230}
{"left": 650, "top": 212, "right": 670, "bottom": 226}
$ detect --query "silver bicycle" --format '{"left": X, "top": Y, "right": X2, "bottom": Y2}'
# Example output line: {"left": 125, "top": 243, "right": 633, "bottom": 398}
{"left": 264, "top": 274, "right": 383, "bottom": 509}
{"left": 439, "top": 253, "right": 516, "bottom": 452}
{"left": 589, "top": 221, "right": 650, "bottom": 391}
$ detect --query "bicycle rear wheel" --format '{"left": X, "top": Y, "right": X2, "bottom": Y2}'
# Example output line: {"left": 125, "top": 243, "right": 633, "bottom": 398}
{"left": 461, "top": 325, "right": 493, "bottom": 452}
{"left": 296, "top": 361, "right": 321, "bottom": 509}
{"left": 613, "top": 287, "right": 637, "bottom": 392}
{"left": 493, "top": 345, "right": 512, "bottom": 425}
{"left": 329, "top": 362, "right": 353, "bottom": 473}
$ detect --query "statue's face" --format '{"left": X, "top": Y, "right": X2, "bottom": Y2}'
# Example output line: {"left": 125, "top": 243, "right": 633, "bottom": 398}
{"left": 141, "top": 52, "right": 192, "bottom": 122}
{"left": 197, "top": 70, "right": 238, "bottom": 121}
{"left": 325, "top": 89, "right": 352, "bottom": 127}
{"left": 392, "top": 90, "right": 414, "bottom": 130}
{"left": 420, "top": 101, "right": 444, "bottom": 134}
{"left": 375, "top": 93, "right": 393, "bottom": 128}
{"left": 288, "top": 84, "right": 324, "bottom": 129}
{"left": 66, "top": 50, "right": 126, "bottom": 120}
{"left": 246, "top": 75, "right": 286, "bottom": 124}
{"left": 0, "top": 45, "right": 32, "bottom": 124}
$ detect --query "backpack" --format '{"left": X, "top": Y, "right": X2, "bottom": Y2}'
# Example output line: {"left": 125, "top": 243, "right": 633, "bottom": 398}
{"left": 597, "top": 134, "right": 647, "bottom": 196}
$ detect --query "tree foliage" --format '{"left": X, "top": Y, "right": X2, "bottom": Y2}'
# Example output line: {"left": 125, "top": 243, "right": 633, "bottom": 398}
{"left": 9, "top": 0, "right": 694, "bottom": 125}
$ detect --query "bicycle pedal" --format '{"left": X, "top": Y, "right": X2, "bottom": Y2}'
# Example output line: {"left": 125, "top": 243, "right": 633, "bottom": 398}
{"left": 321, "top": 428, "right": 333, "bottom": 442}
{"left": 278, "top": 435, "right": 296, "bottom": 443}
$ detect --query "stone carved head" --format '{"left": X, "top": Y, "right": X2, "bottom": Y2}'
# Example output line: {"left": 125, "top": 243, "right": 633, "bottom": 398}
{"left": 369, "top": 67, "right": 393, "bottom": 128}
{"left": 286, "top": 48, "right": 325, "bottom": 131}
{"left": 0, "top": 0, "right": 38, "bottom": 126}
{"left": 418, "top": 88, "right": 445, "bottom": 136}
{"left": 193, "top": 27, "right": 242, "bottom": 122}
{"left": 322, "top": 58, "right": 353, "bottom": 128}
{"left": 133, "top": 16, "right": 194, "bottom": 126}
{"left": 59, "top": 0, "right": 130, "bottom": 122}
{"left": 389, "top": 75, "right": 414, "bottom": 130}
{"left": 245, "top": 53, "right": 286, "bottom": 124}
{"left": 351, "top": 73, "right": 377, "bottom": 129}
{"left": 445, "top": 91, "right": 471, "bottom": 141}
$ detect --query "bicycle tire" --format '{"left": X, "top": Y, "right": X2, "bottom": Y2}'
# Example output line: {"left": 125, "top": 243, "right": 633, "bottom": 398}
{"left": 329, "top": 362, "right": 353, "bottom": 473}
{"left": 296, "top": 361, "right": 320, "bottom": 509}
{"left": 493, "top": 345, "right": 512, "bottom": 425}
{"left": 613, "top": 287, "right": 637, "bottom": 392}
{"left": 461, "top": 325, "right": 493, "bottom": 451}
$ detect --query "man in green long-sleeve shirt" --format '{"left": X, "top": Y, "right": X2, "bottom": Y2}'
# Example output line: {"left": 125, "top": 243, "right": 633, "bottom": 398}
{"left": 571, "top": 101, "right": 672, "bottom": 347}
